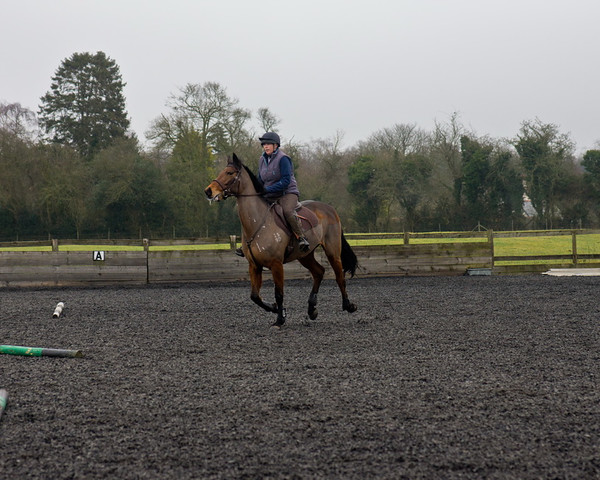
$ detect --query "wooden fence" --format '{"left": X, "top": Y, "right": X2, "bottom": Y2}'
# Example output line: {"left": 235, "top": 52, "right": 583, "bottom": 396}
{"left": 0, "top": 230, "right": 598, "bottom": 287}
{"left": 491, "top": 229, "right": 600, "bottom": 274}
{"left": 0, "top": 235, "right": 491, "bottom": 287}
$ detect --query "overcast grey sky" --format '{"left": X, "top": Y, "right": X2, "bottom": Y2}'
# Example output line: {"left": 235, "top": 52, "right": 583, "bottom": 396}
{"left": 3, "top": 0, "right": 599, "bottom": 153}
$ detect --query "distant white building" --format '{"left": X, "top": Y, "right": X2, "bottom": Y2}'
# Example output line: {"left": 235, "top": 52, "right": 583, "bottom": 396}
{"left": 523, "top": 193, "right": 536, "bottom": 217}
{"left": 522, "top": 182, "right": 537, "bottom": 218}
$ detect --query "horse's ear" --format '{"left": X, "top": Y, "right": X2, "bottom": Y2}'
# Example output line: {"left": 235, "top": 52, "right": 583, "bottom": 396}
{"left": 232, "top": 153, "right": 242, "bottom": 167}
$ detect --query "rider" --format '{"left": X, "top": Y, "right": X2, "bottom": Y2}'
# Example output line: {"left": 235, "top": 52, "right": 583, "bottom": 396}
{"left": 236, "top": 132, "right": 310, "bottom": 256}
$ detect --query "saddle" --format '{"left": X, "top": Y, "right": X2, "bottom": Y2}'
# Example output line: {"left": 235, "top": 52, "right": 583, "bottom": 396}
{"left": 272, "top": 201, "right": 318, "bottom": 239}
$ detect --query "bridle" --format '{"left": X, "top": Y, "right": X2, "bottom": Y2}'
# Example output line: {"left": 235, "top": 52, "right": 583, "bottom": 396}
{"left": 212, "top": 163, "right": 265, "bottom": 199}
{"left": 211, "top": 163, "right": 242, "bottom": 199}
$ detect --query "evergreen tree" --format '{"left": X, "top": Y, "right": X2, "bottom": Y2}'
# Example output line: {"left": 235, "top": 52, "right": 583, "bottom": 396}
{"left": 581, "top": 150, "right": 600, "bottom": 225}
{"left": 514, "top": 120, "right": 575, "bottom": 228}
{"left": 165, "top": 128, "right": 219, "bottom": 237}
{"left": 460, "top": 136, "right": 524, "bottom": 229}
{"left": 90, "top": 138, "right": 169, "bottom": 237}
{"left": 582, "top": 150, "right": 600, "bottom": 196}
{"left": 348, "top": 156, "right": 379, "bottom": 231}
{"left": 39, "top": 51, "right": 130, "bottom": 158}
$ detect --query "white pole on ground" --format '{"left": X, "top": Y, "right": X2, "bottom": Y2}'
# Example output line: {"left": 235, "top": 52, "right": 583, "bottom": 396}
{"left": 0, "top": 389, "right": 7, "bottom": 419}
{"left": 53, "top": 302, "right": 65, "bottom": 318}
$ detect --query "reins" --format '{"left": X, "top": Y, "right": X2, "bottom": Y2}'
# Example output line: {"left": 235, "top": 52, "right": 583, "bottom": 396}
{"left": 245, "top": 202, "right": 275, "bottom": 245}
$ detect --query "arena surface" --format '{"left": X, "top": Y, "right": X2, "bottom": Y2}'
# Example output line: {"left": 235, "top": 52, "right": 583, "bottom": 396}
{"left": 1, "top": 275, "right": 599, "bottom": 479}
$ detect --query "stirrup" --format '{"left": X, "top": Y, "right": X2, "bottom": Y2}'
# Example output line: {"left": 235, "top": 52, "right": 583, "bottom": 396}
{"left": 235, "top": 247, "right": 244, "bottom": 257}
{"left": 298, "top": 236, "right": 310, "bottom": 252}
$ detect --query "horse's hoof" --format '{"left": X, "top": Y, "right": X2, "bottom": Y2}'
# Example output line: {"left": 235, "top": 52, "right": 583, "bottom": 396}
{"left": 343, "top": 302, "right": 357, "bottom": 313}
{"left": 271, "top": 308, "right": 286, "bottom": 327}
{"left": 308, "top": 309, "right": 318, "bottom": 320}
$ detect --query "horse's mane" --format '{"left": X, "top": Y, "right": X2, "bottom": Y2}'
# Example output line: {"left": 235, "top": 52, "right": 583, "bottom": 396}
{"left": 242, "top": 164, "right": 266, "bottom": 195}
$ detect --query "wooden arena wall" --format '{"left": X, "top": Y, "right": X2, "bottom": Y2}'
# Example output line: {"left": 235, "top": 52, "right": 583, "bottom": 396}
{"left": 0, "top": 242, "right": 493, "bottom": 287}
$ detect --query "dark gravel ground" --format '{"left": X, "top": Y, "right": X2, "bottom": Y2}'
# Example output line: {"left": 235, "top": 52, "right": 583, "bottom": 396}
{"left": 0, "top": 275, "right": 599, "bottom": 479}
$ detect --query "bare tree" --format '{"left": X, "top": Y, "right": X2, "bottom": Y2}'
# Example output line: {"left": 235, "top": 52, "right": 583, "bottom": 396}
{"left": 367, "top": 123, "right": 429, "bottom": 156}
{"left": 147, "top": 82, "right": 251, "bottom": 157}
{"left": 257, "top": 107, "right": 280, "bottom": 133}
{"left": 0, "top": 102, "right": 38, "bottom": 140}
{"left": 297, "top": 132, "right": 353, "bottom": 222}
{"left": 432, "top": 112, "right": 465, "bottom": 186}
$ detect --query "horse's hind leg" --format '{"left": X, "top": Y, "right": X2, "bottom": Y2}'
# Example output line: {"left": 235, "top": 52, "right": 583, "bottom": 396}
{"left": 299, "top": 252, "right": 325, "bottom": 320}
{"left": 325, "top": 253, "right": 357, "bottom": 313}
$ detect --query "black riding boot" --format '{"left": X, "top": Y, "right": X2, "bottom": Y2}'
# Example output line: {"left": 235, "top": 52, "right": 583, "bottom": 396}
{"left": 288, "top": 214, "right": 310, "bottom": 252}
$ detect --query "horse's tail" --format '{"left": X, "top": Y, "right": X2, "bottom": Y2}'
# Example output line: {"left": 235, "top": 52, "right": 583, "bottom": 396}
{"left": 341, "top": 233, "right": 358, "bottom": 278}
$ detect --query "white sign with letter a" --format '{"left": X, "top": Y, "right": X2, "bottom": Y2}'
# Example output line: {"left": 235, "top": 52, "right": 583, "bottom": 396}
{"left": 93, "top": 251, "right": 106, "bottom": 261}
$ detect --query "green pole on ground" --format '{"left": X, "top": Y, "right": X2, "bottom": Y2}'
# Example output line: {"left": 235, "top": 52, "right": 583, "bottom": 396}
{"left": 0, "top": 389, "right": 7, "bottom": 419}
{"left": 0, "top": 345, "right": 83, "bottom": 358}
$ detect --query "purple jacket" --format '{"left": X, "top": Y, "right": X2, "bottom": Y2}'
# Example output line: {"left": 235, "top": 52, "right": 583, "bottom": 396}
{"left": 258, "top": 148, "right": 300, "bottom": 197}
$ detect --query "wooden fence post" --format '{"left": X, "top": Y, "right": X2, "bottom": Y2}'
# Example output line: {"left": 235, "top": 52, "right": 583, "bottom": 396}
{"left": 52, "top": 239, "right": 58, "bottom": 252}
{"left": 403, "top": 232, "right": 409, "bottom": 245}
{"left": 143, "top": 238, "right": 150, "bottom": 284}
{"left": 488, "top": 229, "right": 494, "bottom": 267}
{"left": 572, "top": 230, "right": 578, "bottom": 265}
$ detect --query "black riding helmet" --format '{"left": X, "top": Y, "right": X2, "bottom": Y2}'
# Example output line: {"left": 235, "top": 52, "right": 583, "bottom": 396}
{"left": 259, "top": 132, "right": 280, "bottom": 146}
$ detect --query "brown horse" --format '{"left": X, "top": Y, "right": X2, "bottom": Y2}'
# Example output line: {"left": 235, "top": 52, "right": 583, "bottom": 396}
{"left": 204, "top": 153, "right": 357, "bottom": 327}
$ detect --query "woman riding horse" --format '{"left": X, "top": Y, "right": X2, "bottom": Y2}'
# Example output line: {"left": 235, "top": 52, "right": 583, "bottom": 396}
{"left": 205, "top": 153, "right": 357, "bottom": 327}
{"left": 236, "top": 132, "right": 309, "bottom": 256}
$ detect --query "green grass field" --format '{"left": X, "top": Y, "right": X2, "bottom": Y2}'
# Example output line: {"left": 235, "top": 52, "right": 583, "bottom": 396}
{"left": 494, "top": 235, "right": 600, "bottom": 256}
{"left": 348, "top": 233, "right": 600, "bottom": 254}
{"left": 493, "top": 234, "right": 600, "bottom": 265}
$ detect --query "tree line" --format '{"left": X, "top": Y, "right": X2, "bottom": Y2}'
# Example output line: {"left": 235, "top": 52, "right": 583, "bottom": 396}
{"left": 1, "top": 51, "right": 600, "bottom": 241}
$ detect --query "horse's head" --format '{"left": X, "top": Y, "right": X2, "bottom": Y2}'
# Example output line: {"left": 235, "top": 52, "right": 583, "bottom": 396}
{"left": 205, "top": 153, "right": 265, "bottom": 202}
{"left": 204, "top": 153, "right": 244, "bottom": 202}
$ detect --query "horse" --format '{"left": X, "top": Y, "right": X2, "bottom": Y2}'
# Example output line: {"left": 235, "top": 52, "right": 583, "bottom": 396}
{"left": 204, "top": 153, "right": 358, "bottom": 327}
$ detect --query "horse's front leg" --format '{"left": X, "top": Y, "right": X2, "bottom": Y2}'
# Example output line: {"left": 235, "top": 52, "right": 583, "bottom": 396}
{"left": 249, "top": 263, "right": 277, "bottom": 314}
{"left": 270, "top": 261, "right": 286, "bottom": 327}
